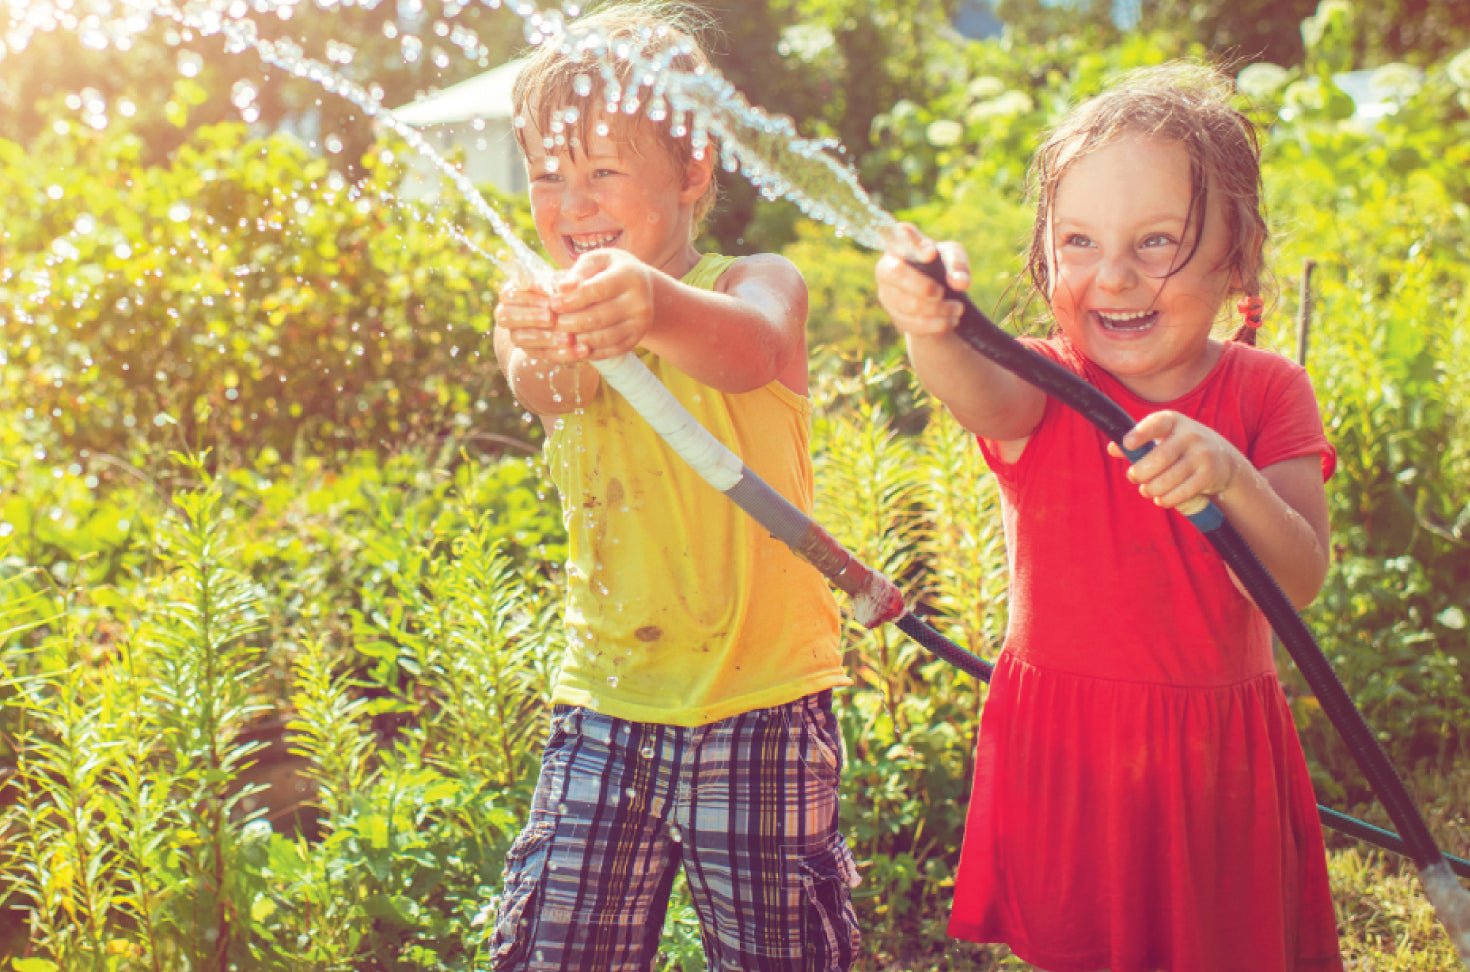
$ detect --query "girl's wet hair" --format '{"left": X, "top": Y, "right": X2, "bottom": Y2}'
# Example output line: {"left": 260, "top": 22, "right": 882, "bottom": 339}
{"left": 1025, "top": 61, "right": 1268, "bottom": 343}
{"left": 511, "top": 0, "right": 720, "bottom": 228}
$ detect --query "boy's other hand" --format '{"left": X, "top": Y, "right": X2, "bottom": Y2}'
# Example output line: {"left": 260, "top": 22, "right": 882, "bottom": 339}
{"left": 550, "top": 248, "right": 657, "bottom": 361}
{"left": 494, "top": 281, "right": 587, "bottom": 363}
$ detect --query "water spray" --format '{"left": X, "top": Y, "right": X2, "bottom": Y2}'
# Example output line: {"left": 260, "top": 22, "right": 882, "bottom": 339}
{"left": 6, "top": 0, "right": 1466, "bottom": 956}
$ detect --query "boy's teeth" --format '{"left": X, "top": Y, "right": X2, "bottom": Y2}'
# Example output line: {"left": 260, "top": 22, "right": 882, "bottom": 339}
{"left": 569, "top": 232, "right": 619, "bottom": 254}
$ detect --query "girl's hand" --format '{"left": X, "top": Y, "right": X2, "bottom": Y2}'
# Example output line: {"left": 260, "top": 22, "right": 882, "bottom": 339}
{"left": 1109, "top": 410, "right": 1242, "bottom": 511}
{"left": 493, "top": 281, "right": 586, "bottom": 363}
{"left": 875, "top": 223, "right": 972, "bottom": 337}
{"left": 548, "top": 248, "right": 657, "bottom": 361}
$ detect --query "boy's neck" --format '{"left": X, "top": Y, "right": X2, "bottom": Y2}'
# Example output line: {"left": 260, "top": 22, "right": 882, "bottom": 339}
{"left": 662, "top": 241, "right": 704, "bottom": 280}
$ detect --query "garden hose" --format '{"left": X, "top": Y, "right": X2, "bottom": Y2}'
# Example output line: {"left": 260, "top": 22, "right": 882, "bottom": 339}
{"left": 593, "top": 348, "right": 1468, "bottom": 881}
{"left": 909, "top": 254, "right": 1470, "bottom": 962}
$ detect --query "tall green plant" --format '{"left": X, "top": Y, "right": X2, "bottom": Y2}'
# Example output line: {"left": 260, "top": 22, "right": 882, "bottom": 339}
{"left": 811, "top": 374, "right": 1012, "bottom": 961}
{"left": 2, "top": 466, "right": 269, "bottom": 971}
{"left": 241, "top": 497, "right": 561, "bottom": 970}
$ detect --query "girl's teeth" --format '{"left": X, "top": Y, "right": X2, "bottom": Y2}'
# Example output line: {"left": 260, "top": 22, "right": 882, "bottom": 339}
{"left": 1099, "top": 310, "right": 1153, "bottom": 329}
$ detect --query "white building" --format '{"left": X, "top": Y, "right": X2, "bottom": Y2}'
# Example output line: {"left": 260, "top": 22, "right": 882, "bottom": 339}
{"left": 390, "top": 58, "right": 527, "bottom": 200}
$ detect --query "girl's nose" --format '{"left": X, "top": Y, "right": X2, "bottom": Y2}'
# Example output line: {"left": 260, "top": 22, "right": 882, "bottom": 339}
{"left": 1096, "top": 250, "right": 1139, "bottom": 294}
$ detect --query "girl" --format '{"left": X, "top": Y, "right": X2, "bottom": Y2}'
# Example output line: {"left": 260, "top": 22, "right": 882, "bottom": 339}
{"left": 876, "top": 63, "right": 1343, "bottom": 971}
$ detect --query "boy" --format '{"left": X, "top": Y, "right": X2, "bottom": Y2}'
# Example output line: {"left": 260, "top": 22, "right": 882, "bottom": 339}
{"left": 488, "top": 4, "right": 859, "bottom": 971}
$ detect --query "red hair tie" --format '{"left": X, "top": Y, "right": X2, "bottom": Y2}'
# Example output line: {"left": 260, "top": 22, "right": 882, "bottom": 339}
{"left": 1237, "top": 296, "right": 1264, "bottom": 329}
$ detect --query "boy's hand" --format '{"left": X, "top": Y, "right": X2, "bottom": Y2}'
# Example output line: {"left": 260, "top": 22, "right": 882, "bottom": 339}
{"left": 875, "top": 223, "right": 972, "bottom": 337}
{"left": 1109, "top": 411, "right": 1242, "bottom": 511}
{"left": 493, "top": 281, "right": 586, "bottom": 364}
{"left": 549, "top": 248, "right": 657, "bottom": 361}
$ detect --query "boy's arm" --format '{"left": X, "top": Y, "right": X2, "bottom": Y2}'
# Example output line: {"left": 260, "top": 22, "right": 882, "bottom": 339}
{"left": 550, "top": 249, "right": 810, "bottom": 395}
{"left": 877, "top": 227, "right": 1045, "bottom": 445}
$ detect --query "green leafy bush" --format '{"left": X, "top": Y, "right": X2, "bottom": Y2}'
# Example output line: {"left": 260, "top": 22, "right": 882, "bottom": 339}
{"left": 0, "top": 115, "right": 531, "bottom": 466}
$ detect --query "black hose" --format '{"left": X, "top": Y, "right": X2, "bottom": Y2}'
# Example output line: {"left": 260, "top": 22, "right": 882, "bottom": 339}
{"left": 617, "top": 312, "right": 1450, "bottom": 876}
{"left": 910, "top": 254, "right": 1449, "bottom": 873}
{"left": 896, "top": 613, "right": 995, "bottom": 681}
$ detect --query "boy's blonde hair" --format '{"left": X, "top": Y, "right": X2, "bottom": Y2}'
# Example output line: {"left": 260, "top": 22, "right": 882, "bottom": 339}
{"left": 1025, "top": 61, "right": 1268, "bottom": 339}
{"left": 511, "top": 0, "right": 720, "bottom": 229}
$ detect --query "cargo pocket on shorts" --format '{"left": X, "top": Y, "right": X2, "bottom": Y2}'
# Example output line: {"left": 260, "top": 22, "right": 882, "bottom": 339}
{"left": 795, "top": 831, "right": 862, "bottom": 972}
{"left": 487, "top": 821, "right": 554, "bottom": 971}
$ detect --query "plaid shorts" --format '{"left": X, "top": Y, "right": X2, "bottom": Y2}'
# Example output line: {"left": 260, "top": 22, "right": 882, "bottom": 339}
{"left": 487, "top": 691, "right": 861, "bottom": 972}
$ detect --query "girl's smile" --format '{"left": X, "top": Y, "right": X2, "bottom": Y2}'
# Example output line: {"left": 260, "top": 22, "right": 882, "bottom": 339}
{"left": 1047, "top": 133, "right": 1237, "bottom": 401}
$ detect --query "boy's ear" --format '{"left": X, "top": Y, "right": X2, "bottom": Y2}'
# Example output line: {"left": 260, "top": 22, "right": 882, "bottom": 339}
{"left": 679, "top": 152, "right": 715, "bottom": 203}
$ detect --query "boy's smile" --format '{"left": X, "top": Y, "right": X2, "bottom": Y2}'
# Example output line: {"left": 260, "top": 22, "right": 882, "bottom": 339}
{"left": 566, "top": 230, "right": 623, "bottom": 256}
{"left": 522, "top": 123, "right": 710, "bottom": 278}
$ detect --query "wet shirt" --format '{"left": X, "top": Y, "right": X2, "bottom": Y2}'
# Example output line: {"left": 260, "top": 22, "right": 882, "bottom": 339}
{"left": 544, "top": 252, "right": 847, "bottom": 727}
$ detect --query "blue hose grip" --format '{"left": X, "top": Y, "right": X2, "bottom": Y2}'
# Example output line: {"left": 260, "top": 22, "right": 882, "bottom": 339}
{"left": 1119, "top": 442, "right": 1226, "bottom": 532}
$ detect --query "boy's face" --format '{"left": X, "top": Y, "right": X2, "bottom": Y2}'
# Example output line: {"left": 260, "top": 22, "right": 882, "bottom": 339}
{"left": 522, "top": 118, "right": 709, "bottom": 275}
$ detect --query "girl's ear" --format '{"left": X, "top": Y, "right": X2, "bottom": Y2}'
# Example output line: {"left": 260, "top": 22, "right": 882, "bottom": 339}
{"left": 679, "top": 152, "right": 715, "bottom": 203}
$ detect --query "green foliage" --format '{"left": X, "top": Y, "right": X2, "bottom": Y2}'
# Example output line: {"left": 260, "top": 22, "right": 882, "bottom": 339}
{"left": 0, "top": 120, "right": 528, "bottom": 466}
{"left": 1251, "top": 43, "right": 1470, "bottom": 795}
{"left": 4, "top": 466, "right": 271, "bottom": 969}
{"left": 808, "top": 377, "right": 995, "bottom": 966}
{"left": 1, "top": 8, "right": 1469, "bottom": 971}
{"left": 0, "top": 447, "right": 567, "bottom": 969}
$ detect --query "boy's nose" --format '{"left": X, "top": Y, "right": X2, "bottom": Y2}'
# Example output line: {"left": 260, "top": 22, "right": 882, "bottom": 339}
{"left": 564, "top": 184, "right": 597, "bottom": 219}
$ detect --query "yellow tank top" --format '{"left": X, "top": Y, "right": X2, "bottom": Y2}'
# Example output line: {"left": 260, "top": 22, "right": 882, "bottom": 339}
{"left": 544, "top": 252, "right": 847, "bottom": 726}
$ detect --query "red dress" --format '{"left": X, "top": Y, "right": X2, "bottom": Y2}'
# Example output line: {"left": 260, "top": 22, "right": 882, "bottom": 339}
{"left": 949, "top": 337, "right": 1344, "bottom": 972}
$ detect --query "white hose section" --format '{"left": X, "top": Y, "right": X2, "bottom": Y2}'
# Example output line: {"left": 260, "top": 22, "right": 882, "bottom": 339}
{"left": 849, "top": 571, "right": 906, "bottom": 630}
{"left": 1420, "top": 859, "right": 1470, "bottom": 966}
{"left": 591, "top": 354, "right": 743, "bottom": 491}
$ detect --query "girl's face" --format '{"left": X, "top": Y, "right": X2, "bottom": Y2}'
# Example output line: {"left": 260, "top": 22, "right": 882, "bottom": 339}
{"left": 1046, "top": 133, "right": 1238, "bottom": 402}
{"left": 522, "top": 120, "right": 709, "bottom": 276}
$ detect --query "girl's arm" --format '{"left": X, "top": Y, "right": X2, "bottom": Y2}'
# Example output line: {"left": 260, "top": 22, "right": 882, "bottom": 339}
{"left": 1113, "top": 413, "right": 1330, "bottom": 609}
{"left": 877, "top": 227, "right": 1045, "bottom": 447}
{"left": 548, "top": 249, "right": 810, "bottom": 396}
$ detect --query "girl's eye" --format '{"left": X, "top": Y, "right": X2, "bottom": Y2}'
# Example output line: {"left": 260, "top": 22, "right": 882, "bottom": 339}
{"left": 1063, "top": 233, "right": 1093, "bottom": 248}
{"left": 593, "top": 168, "right": 620, "bottom": 178}
{"left": 1142, "top": 233, "right": 1178, "bottom": 248}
